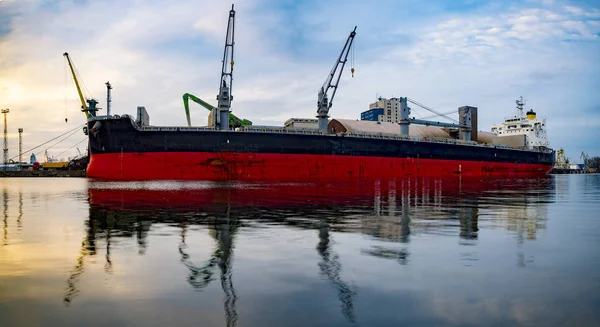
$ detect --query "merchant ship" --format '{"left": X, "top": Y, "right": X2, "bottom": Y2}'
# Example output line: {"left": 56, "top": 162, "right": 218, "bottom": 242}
{"left": 69, "top": 5, "right": 554, "bottom": 181}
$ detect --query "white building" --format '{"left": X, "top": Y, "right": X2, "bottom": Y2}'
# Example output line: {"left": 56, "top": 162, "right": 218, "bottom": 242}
{"left": 362, "top": 97, "right": 401, "bottom": 123}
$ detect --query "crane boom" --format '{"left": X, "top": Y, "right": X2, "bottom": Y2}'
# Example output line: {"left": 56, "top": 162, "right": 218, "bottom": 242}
{"left": 184, "top": 93, "right": 215, "bottom": 127}
{"left": 215, "top": 4, "right": 235, "bottom": 131}
{"left": 64, "top": 52, "right": 88, "bottom": 118}
{"left": 183, "top": 93, "right": 251, "bottom": 128}
{"left": 63, "top": 52, "right": 99, "bottom": 119}
{"left": 317, "top": 26, "right": 357, "bottom": 133}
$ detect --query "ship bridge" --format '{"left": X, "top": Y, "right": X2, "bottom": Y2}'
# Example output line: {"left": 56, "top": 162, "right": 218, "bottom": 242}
{"left": 490, "top": 97, "right": 549, "bottom": 150}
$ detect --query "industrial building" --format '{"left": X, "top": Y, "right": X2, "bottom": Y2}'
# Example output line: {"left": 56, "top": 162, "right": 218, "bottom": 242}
{"left": 360, "top": 97, "right": 401, "bottom": 122}
{"left": 360, "top": 108, "right": 383, "bottom": 121}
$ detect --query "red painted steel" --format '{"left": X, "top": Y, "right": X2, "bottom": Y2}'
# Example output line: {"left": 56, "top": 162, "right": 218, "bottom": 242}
{"left": 87, "top": 152, "right": 553, "bottom": 181}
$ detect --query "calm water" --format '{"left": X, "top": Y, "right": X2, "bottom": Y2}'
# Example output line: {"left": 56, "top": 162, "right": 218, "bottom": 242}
{"left": 1, "top": 175, "right": 599, "bottom": 327}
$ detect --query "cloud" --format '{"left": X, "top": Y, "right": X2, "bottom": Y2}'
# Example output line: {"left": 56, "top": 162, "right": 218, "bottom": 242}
{"left": 0, "top": 0, "right": 598, "bottom": 162}
{"left": 402, "top": 5, "right": 599, "bottom": 66}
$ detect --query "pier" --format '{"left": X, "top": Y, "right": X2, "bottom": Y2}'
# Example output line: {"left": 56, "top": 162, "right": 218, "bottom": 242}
{"left": 0, "top": 170, "right": 85, "bottom": 177}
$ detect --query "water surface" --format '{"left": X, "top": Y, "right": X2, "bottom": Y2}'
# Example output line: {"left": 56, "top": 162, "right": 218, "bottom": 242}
{"left": 1, "top": 175, "right": 599, "bottom": 327}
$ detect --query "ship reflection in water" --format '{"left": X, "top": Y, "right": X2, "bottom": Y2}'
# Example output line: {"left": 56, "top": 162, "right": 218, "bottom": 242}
{"left": 2, "top": 175, "right": 600, "bottom": 326}
{"left": 82, "top": 177, "right": 553, "bottom": 325}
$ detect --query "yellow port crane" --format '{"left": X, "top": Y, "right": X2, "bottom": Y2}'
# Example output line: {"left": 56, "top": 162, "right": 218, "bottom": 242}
{"left": 63, "top": 52, "right": 100, "bottom": 119}
{"left": 555, "top": 148, "right": 570, "bottom": 169}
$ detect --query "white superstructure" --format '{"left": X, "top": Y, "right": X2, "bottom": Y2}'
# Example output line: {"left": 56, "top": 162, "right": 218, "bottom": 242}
{"left": 491, "top": 97, "right": 549, "bottom": 150}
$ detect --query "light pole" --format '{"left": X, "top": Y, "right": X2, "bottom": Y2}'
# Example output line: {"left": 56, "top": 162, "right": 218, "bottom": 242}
{"left": 18, "top": 128, "right": 23, "bottom": 169}
{"left": 1, "top": 109, "right": 9, "bottom": 169}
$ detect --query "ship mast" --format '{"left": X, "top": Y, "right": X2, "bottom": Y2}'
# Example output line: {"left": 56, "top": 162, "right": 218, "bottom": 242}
{"left": 105, "top": 81, "right": 112, "bottom": 116}
{"left": 516, "top": 96, "right": 525, "bottom": 118}
{"left": 216, "top": 4, "right": 235, "bottom": 131}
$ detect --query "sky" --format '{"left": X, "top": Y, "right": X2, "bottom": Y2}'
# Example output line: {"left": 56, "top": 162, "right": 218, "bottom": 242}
{"left": 0, "top": 0, "right": 599, "bottom": 163}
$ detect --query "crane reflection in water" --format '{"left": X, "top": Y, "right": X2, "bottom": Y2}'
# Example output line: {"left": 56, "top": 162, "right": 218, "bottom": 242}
{"left": 63, "top": 184, "right": 243, "bottom": 325}
{"left": 178, "top": 204, "right": 239, "bottom": 327}
{"left": 1, "top": 186, "right": 24, "bottom": 247}
{"left": 317, "top": 218, "right": 356, "bottom": 322}
{"left": 63, "top": 198, "right": 153, "bottom": 305}
{"left": 3, "top": 187, "right": 7, "bottom": 246}
{"left": 63, "top": 176, "right": 555, "bottom": 323}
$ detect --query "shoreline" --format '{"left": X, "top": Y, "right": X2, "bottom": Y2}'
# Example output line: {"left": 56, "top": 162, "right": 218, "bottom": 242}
{"left": 0, "top": 170, "right": 86, "bottom": 178}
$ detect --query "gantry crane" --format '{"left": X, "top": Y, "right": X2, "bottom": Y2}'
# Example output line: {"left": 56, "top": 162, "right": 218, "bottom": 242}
{"left": 63, "top": 52, "right": 100, "bottom": 119}
{"left": 317, "top": 26, "right": 357, "bottom": 133}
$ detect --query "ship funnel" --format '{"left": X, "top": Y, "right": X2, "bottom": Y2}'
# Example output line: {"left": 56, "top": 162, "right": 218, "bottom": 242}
{"left": 526, "top": 109, "right": 536, "bottom": 120}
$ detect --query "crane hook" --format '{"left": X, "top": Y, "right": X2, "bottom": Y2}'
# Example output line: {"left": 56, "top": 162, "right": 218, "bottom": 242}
{"left": 351, "top": 67, "right": 355, "bottom": 78}
{"left": 65, "top": 118, "right": 68, "bottom": 123}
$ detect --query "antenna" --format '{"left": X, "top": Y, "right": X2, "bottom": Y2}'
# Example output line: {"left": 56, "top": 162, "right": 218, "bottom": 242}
{"left": 516, "top": 96, "right": 524, "bottom": 118}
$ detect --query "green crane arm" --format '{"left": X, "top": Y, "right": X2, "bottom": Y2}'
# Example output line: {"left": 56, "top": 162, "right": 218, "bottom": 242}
{"left": 183, "top": 93, "right": 252, "bottom": 128}
{"left": 234, "top": 116, "right": 253, "bottom": 128}
{"left": 183, "top": 93, "right": 214, "bottom": 127}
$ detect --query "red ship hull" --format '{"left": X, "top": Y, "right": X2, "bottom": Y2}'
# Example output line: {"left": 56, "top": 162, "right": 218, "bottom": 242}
{"left": 87, "top": 152, "right": 553, "bottom": 181}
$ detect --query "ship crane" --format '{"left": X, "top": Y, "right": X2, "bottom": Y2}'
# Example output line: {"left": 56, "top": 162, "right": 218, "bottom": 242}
{"left": 63, "top": 52, "right": 100, "bottom": 119}
{"left": 215, "top": 4, "right": 236, "bottom": 131}
{"left": 317, "top": 26, "right": 357, "bottom": 134}
{"left": 183, "top": 93, "right": 251, "bottom": 128}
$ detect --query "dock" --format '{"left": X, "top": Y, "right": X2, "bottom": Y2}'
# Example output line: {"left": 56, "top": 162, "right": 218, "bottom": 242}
{"left": 0, "top": 170, "right": 86, "bottom": 178}
{"left": 548, "top": 168, "right": 590, "bottom": 174}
